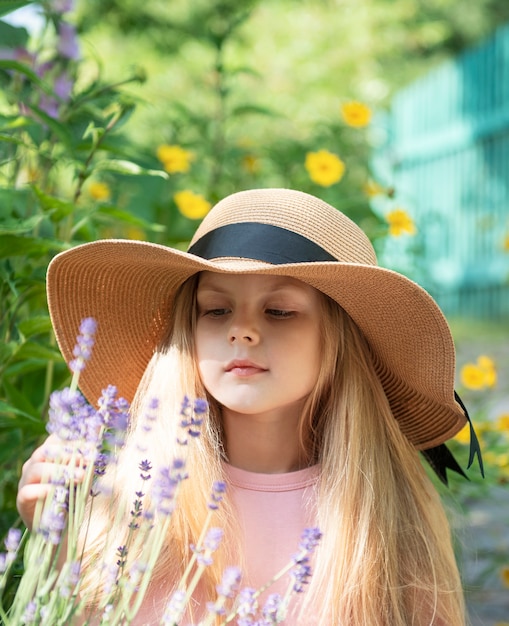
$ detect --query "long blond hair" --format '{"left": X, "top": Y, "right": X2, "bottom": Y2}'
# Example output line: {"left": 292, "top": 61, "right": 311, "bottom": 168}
{"left": 79, "top": 274, "right": 465, "bottom": 625}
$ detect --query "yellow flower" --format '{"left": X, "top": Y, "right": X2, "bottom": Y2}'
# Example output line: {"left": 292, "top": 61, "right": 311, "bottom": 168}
{"left": 453, "top": 424, "right": 471, "bottom": 445}
{"left": 88, "top": 181, "right": 111, "bottom": 202}
{"left": 460, "top": 355, "right": 497, "bottom": 390}
{"left": 340, "top": 101, "right": 372, "bottom": 128}
{"left": 157, "top": 144, "right": 194, "bottom": 174}
{"left": 241, "top": 154, "right": 260, "bottom": 174}
{"left": 385, "top": 208, "right": 416, "bottom": 236}
{"left": 477, "top": 355, "right": 497, "bottom": 387}
{"left": 363, "top": 180, "right": 385, "bottom": 197}
{"left": 126, "top": 227, "right": 146, "bottom": 241}
{"left": 495, "top": 414, "right": 509, "bottom": 432}
{"left": 305, "top": 150, "right": 345, "bottom": 187}
{"left": 174, "top": 190, "right": 211, "bottom": 220}
{"left": 500, "top": 566, "right": 509, "bottom": 588}
{"left": 503, "top": 233, "right": 509, "bottom": 252}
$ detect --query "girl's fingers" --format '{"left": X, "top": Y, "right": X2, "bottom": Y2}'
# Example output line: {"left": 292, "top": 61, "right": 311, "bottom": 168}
{"left": 17, "top": 436, "right": 88, "bottom": 529}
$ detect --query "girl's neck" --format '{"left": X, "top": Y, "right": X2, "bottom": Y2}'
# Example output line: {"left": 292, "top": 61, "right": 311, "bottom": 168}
{"left": 222, "top": 408, "right": 308, "bottom": 474}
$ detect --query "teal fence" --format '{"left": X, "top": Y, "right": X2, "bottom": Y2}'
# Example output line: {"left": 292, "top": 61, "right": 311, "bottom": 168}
{"left": 375, "top": 23, "right": 509, "bottom": 319}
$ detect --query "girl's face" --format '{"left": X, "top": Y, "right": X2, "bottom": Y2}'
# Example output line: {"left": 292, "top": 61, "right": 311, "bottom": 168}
{"left": 195, "top": 272, "right": 323, "bottom": 424}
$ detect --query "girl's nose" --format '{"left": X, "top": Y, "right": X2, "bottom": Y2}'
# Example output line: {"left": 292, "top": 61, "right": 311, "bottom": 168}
{"left": 228, "top": 313, "right": 260, "bottom": 345}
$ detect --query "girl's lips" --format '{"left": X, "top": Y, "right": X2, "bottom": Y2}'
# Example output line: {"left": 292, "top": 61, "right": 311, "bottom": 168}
{"left": 225, "top": 360, "right": 267, "bottom": 376}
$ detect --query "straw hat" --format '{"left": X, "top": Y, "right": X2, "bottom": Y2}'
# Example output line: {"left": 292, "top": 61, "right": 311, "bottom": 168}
{"left": 47, "top": 188, "right": 467, "bottom": 452}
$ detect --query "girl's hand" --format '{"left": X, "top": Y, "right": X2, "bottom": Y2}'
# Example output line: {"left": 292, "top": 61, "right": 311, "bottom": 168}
{"left": 16, "top": 435, "right": 85, "bottom": 530}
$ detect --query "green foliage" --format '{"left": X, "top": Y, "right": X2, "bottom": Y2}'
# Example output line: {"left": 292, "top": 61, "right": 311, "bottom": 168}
{"left": 0, "top": 2, "right": 166, "bottom": 546}
{"left": 0, "top": 1, "right": 381, "bottom": 557}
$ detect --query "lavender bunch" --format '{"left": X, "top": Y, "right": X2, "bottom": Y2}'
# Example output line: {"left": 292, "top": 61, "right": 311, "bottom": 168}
{"left": 0, "top": 317, "right": 321, "bottom": 625}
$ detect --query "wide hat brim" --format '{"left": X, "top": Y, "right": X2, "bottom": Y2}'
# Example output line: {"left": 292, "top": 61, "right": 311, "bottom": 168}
{"left": 47, "top": 238, "right": 466, "bottom": 451}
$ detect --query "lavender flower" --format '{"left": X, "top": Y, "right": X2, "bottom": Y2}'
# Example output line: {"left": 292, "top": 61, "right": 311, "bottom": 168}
{"left": 139, "top": 459, "right": 152, "bottom": 481}
{"left": 290, "top": 556, "right": 312, "bottom": 593}
{"left": 58, "top": 561, "right": 81, "bottom": 598}
{"left": 47, "top": 387, "right": 97, "bottom": 442}
{"left": 261, "top": 593, "right": 283, "bottom": 624}
{"left": 102, "top": 394, "right": 130, "bottom": 449}
{"left": 38, "top": 504, "right": 67, "bottom": 545}
{"left": 69, "top": 317, "right": 97, "bottom": 373}
{"left": 204, "top": 527, "right": 224, "bottom": 552}
{"left": 0, "top": 554, "right": 7, "bottom": 574}
{"left": 152, "top": 459, "right": 188, "bottom": 516}
{"left": 236, "top": 586, "right": 258, "bottom": 621}
{"left": 297, "top": 527, "right": 322, "bottom": 554}
{"left": 57, "top": 21, "right": 80, "bottom": 60}
{"left": 22, "top": 600, "right": 37, "bottom": 624}
{"left": 4, "top": 528, "right": 22, "bottom": 553}
{"left": 52, "top": 0, "right": 75, "bottom": 13}
{"left": 216, "top": 565, "right": 241, "bottom": 598}
{"left": 208, "top": 480, "right": 227, "bottom": 510}
{"left": 179, "top": 395, "right": 207, "bottom": 440}
{"left": 162, "top": 589, "right": 186, "bottom": 625}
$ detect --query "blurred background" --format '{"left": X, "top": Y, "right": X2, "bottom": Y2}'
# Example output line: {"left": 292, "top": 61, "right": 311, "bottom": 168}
{"left": 0, "top": 0, "right": 508, "bottom": 623}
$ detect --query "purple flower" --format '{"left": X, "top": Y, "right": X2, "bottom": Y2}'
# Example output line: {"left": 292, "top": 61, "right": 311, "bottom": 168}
{"left": 57, "top": 21, "right": 80, "bottom": 60}
{"left": 69, "top": 317, "right": 97, "bottom": 373}
{"left": 0, "top": 553, "right": 7, "bottom": 574}
{"left": 141, "top": 397, "right": 159, "bottom": 434}
{"left": 179, "top": 396, "right": 205, "bottom": 439}
{"left": 152, "top": 459, "right": 188, "bottom": 516}
{"left": 47, "top": 387, "right": 101, "bottom": 444}
{"left": 38, "top": 94, "right": 60, "bottom": 119}
{"left": 236, "top": 586, "right": 258, "bottom": 620}
{"left": 4, "top": 528, "right": 22, "bottom": 553}
{"left": 38, "top": 507, "right": 67, "bottom": 545}
{"left": 193, "top": 398, "right": 208, "bottom": 414}
{"left": 204, "top": 527, "right": 223, "bottom": 552}
{"left": 59, "top": 560, "right": 81, "bottom": 598}
{"left": 298, "top": 527, "right": 322, "bottom": 554}
{"left": 162, "top": 589, "right": 186, "bottom": 625}
{"left": 22, "top": 600, "right": 37, "bottom": 624}
{"left": 52, "top": 0, "right": 75, "bottom": 13}
{"left": 290, "top": 556, "right": 312, "bottom": 593}
{"left": 54, "top": 71, "right": 73, "bottom": 101}
{"left": 94, "top": 452, "right": 109, "bottom": 476}
{"left": 139, "top": 459, "right": 152, "bottom": 481}
{"left": 261, "top": 593, "right": 283, "bottom": 623}
{"left": 216, "top": 565, "right": 241, "bottom": 598}
{"left": 208, "top": 480, "right": 227, "bottom": 510}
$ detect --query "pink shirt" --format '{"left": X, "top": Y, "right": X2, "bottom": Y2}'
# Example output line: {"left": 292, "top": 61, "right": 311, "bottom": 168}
{"left": 224, "top": 463, "right": 320, "bottom": 622}
{"left": 128, "top": 464, "right": 320, "bottom": 625}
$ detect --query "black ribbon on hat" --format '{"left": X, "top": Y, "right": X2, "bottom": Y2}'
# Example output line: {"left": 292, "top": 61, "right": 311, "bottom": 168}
{"left": 188, "top": 222, "right": 337, "bottom": 264}
{"left": 421, "top": 391, "right": 484, "bottom": 486}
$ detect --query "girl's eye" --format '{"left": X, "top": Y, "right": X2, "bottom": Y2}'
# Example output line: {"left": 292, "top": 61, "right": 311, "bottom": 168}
{"left": 203, "top": 308, "right": 230, "bottom": 317}
{"left": 266, "top": 309, "right": 293, "bottom": 318}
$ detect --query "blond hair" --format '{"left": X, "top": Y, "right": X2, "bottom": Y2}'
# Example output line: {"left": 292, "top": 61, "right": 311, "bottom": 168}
{"left": 78, "top": 275, "right": 465, "bottom": 625}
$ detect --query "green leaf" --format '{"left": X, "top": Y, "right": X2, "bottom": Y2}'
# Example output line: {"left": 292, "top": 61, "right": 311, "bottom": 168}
{"left": 17, "top": 316, "right": 52, "bottom": 339}
{"left": 0, "top": 60, "right": 50, "bottom": 93}
{"left": 13, "top": 341, "right": 63, "bottom": 362}
{"left": 93, "top": 159, "right": 169, "bottom": 179}
{"left": 0, "top": 341, "right": 17, "bottom": 365}
{"left": 1, "top": 378, "right": 40, "bottom": 420}
{"left": 96, "top": 205, "right": 166, "bottom": 232}
{"left": 32, "top": 186, "right": 76, "bottom": 220}
{"left": 0, "top": 401, "right": 42, "bottom": 426}
{"left": 0, "top": 1, "right": 33, "bottom": 20}
{"left": 0, "top": 234, "right": 65, "bottom": 259}
{"left": 25, "top": 103, "right": 73, "bottom": 147}
{"left": 0, "top": 214, "right": 46, "bottom": 235}
{"left": 0, "top": 15, "right": 28, "bottom": 45}
{"left": 231, "top": 103, "right": 279, "bottom": 117}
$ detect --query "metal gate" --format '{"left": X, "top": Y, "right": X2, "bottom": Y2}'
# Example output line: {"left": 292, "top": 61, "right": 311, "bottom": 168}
{"left": 374, "top": 23, "right": 509, "bottom": 319}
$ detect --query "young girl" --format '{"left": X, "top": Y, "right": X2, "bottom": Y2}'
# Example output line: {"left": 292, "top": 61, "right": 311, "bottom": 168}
{"left": 17, "top": 188, "right": 481, "bottom": 625}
